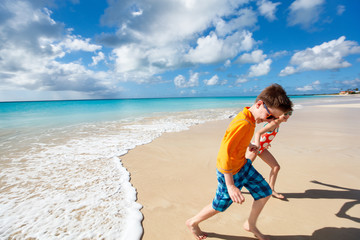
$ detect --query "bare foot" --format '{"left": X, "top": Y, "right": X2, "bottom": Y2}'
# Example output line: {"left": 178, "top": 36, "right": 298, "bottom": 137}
{"left": 272, "top": 191, "right": 284, "bottom": 199}
{"left": 243, "top": 220, "right": 269, "bottom": 240}
{"left": 186, "top": 219, "right": 208, "bottom": 240}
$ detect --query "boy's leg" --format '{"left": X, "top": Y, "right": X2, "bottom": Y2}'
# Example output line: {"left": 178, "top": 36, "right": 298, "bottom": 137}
{"left": 243, "top": 196, "right": 270, "bottom": 240}
{"left": 258, "top": 149, "right": 284, "bottom": 199}
{"left": 187, "top": 170, "right": 233, "bottom": 239}
{"left": 242, "top": 160, "right": 272, "bottom": 240}
{"left": 186, "top": 203, "right": 219, "bottom": 239}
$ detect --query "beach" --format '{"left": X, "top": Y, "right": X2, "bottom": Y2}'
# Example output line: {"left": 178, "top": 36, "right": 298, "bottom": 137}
{"left": 1, "top": 95, "right": 359, "bottom": 239}
{"left": 122, "top": 95, "right": 360, "bottom": 240}
{"left": 0, "top": 97, "right": 253, "bottom": 239}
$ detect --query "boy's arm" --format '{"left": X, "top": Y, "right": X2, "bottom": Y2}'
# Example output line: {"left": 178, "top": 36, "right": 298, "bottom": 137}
{"left": 224, "top": 173, "right": 245, "bottom": 204}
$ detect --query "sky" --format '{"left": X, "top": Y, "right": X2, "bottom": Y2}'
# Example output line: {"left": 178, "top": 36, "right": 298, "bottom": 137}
{"left": 0, "top": 0, "right": 360, "bottom": 101}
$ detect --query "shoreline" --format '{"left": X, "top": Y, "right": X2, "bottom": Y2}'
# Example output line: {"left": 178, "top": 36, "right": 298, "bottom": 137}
{"left": 1, "top": 93, "right": 359, "bottom": 103}
{"left": 122, "top": 96, "right": 360, "bottom": 240}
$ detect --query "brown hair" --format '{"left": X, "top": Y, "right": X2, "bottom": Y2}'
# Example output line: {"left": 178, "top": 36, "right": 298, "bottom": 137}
{"left": 256, "top": 84, "right": 293, "bottom": 113}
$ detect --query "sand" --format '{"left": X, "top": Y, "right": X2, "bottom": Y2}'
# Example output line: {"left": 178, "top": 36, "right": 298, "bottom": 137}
{"left": 122, "top": 97, "right": 360, "bottom": 240}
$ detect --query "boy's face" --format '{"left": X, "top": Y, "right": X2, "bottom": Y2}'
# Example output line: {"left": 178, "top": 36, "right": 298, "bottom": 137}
{"left": 256, "top": 101, "right": 284, "bottom": 123}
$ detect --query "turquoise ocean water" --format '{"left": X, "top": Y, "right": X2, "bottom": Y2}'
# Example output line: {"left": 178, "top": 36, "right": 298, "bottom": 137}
{"left": 0, "top": 95, "right": 341, "bottom": 239}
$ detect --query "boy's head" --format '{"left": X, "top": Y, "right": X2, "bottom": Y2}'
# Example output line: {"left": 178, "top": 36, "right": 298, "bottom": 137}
{"left": 252, "top": 84, "right": 293, "bottom": 123}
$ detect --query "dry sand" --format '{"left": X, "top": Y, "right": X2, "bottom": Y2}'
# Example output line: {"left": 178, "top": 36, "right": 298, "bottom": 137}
{"left": 122, "top": 97, "right": 360, "bottom": 240}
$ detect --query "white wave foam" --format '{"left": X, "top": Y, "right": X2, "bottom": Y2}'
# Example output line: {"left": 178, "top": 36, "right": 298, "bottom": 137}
{"left": 293, "top": 104, "right": 303, "bottom": 110}
{"left": 0, "top": 108, "right": 237, "bottom": 239}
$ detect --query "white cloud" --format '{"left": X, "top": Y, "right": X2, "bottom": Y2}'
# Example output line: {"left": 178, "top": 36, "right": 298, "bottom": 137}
{"left": 236, "top": 77, "right": 248, "bottom": 84}
{"left": 224, "top": 59, "right": 231, "bottom": 67}
{"left": 186, "top": 32, "right": 223, "bottom": 64}
{"left": 270, "top": 50, "right": 289, "bottom": 58}
{"left": 257, "top": 0, "right": 281, "bottom": 21}
{"left": 189, "top": 72, "right": 200, "bottom": 87}
{"left": 296, "top": 85, "right": 313, "bottom": 91}
{"left": 336, "top": 5, "right": 345, "bottom": 16}
{"left": 131, "top": 9, "right": 143, "bottom": 17}
{"left": 1, "top": 0, "right": 302, "bottom": 100}
{"left": 287, "top": 0, "right": 325, "bottom": 29}
{"left": 112, "top": 44, "right": 145, "bottom": 73}
{"left": 204, "top": 75, "right": 220, "bottom": 86}
{"left": 279, "top": 36, "right": 360, "bottom": 76}
{"left": 237, "top": 50, "right": 267, "bottom": 64}
{"left": 337, "top": 78, "right": 360, "bottom": 88}
{"left": 90, "top": 52, "right": 105, "bottom": 66}
{"left": 186, "top": 30, "right": 255, "bottom": 64}
{"left": 279, "top": 66, "right": 296, "bottom": 76}
{"left": 214, "top": 8, "right": 257, "bottom": 37}
{"left": 248, "top": 59, "right": 272, "bottom": 77}
{"left": 100, "top": 0, "right": 257, "bottom": 79}
{"left": 60, "top": 35, "right": 102, "bottom": 52}
{"left": 174, "top": 75, "right": 187, "bottom": 88}
{"left": 0, "top": 0, "right": 121, "bottom": 99}
{"left": 296, "top": 80, "right": 321, "bottom": 91}
{"left": 101, "top": 0, "right": 251, "bottom": 46}
{"left": 173, "top": 71, "right": 199, "bottom": 88}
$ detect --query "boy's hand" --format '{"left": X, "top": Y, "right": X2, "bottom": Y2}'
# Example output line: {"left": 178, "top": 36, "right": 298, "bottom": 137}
{"left": 227, "top": 185, "right": 245, "bottom": 204}
{"left": 265, "top": 143, "right": 271, "bottom": 149}
{"left": 248, "top": 143, "right": 259, "bottom": 153}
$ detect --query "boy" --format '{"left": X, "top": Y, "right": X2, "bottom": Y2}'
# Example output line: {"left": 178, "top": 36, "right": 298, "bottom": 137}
{"left": 186, "top": 84, "right": 293, "bottom": 240}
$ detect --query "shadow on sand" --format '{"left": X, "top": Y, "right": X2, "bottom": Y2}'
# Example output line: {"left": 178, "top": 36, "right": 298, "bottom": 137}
{"left": 206, "top": 227, "right": 360, "bottom": 240}
{"left": 243, "top": 180, "right": 360, "bottom": 223}
{"left": 228, "top": 181, "right": 360, "bottom": 240}
{"left": 284, "top": 180, "right": 360, "bottom": 223}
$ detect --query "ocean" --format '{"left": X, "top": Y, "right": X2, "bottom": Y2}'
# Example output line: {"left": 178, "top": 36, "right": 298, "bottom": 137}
{"left": 0, "top": 95, "right": 342, "bottom": 239}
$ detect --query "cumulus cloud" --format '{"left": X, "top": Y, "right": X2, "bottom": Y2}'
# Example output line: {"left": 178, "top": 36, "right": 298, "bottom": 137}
{"left": 279, "top": 66, "right": 296, "bottom": 76}
{"left": 270, "top": 50, "right": 289, "bottom": 58}
{"left": 336, "top": 5, "right": 345, "bottom": 16}
{"left": 112, "top": 44, "right": 145, "bottom": 73}
{"left": 236, "top": 77, "right": 248, "bottom": 84}
{"left": 0, "top": 0, "right": 292, "bottom": 99}
{"left": 224, "top": 59, "right": 232, "bottom": 67}
{"left": 60, "top": 35, "right": 102, "bottom": 52}
{"left": 101, "top": 0, "right": 251, "bottom": 46}
{"left": 248, "top": 59, "right": 272, "bottom": 77}
{"left": 90, "top": 52, "right": 105, "bottom": 66}
{"left": 186, "top": 30, "right": 255, "bottom": 64}
{"left": 174, "top": 71, "right": 199, "bottom": 88}
{"left": 257, "top": 0, "right": 281, "bottom": 21}
{"left": 203, "top": 74, "right": 227, "bottom": 86}
{"left": 280, "top": 36, "right": 360, "bottom": 76}
{"left": 287, "top": 0, "right": 325, "bottom": 29}
{"left": 236, "top": 50, "right": 273, "bottom": 78}
{"left": 335, "top": 78, "right": 360, "bottom": 88}
{"left": 296, "top": 80, "right": 321, "bottom": 91}
{"left": 214, "top": 8, "right": 257, "bottom": 37}
{"left": 100, "top": 0, "right": 257, "bottom": 80}
{"left": 0, "top": 0, "right": 119, "bottom": 98}
{"left": 237, "top": 50, "right": 267, "bottom": 64}
{"left": 0, "top": 0, "right": 262, "bottom": 96}
{"left": 204, "top": 75, "right": 220, "bottom": 86}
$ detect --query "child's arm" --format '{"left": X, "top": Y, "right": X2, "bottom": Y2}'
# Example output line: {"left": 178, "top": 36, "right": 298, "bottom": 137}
{"left": 253, "top": 121, "right": 278, "bottom": 149}
{"left": 224, "top": 173, "right": 245, "bottom": 204}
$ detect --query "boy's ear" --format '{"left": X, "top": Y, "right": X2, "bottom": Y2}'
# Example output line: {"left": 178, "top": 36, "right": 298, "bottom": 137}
{"left": 256, "top": 100, "right": 263, "bottom": 108}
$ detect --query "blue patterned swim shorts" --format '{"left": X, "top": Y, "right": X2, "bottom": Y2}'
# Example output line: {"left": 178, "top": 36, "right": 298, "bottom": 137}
{"left": 212, "top": 159, "right": 272, "bottom": 212}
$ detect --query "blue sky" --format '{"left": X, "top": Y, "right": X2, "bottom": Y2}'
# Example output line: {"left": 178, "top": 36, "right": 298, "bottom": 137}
{"left": 0, "top": 0, "right": 359, "bottom": 101}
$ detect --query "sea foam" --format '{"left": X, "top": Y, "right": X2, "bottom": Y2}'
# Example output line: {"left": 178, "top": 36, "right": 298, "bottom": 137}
{"left": 0, "top": 108, "right": 237, "bottom": 239}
